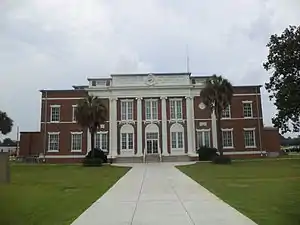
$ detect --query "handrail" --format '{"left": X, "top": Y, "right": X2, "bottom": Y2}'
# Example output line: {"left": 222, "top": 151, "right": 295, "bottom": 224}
{"left": 143, "top": 148, "right": 146, "bottom": 163}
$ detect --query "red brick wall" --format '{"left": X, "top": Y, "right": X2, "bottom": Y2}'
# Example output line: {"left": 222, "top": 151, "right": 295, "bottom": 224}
{"left": 19, "top": 132, "right": 43, "bottom": 156}
{"left": 263, "top": 128, "right": 281, "bottom": 152}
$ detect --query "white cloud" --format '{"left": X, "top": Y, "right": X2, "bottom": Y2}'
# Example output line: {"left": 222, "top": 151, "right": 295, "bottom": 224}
{"left": 0, "top": 0, "right": 300, "bottom": 139}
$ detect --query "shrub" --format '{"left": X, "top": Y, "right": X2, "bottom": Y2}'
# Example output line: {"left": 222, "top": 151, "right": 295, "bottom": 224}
{"left": 212, "top": 155, "right": 232, "bottom": 164}
{"left": 86, "top": 148, "right": 108, "bottom": 163}
{"left": 83, "top": 157, "right": 103, "bottom": 167}
{"left": 197, "top": 146, "right": 218, "bottom": 161}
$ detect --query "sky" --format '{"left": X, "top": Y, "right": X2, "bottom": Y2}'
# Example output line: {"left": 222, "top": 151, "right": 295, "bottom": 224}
{"left": 0, "top": 0, "right": 300, "bottom": 140}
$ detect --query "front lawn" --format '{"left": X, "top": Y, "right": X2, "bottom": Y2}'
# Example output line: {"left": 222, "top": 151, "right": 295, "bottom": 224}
{"left": 178, "top": 158, "right": 300, "bottom": 225}
{"left": 0, "top": 164, "right": 130, "bottom": 225}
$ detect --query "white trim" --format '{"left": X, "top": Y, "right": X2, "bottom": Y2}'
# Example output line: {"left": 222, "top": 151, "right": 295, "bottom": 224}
{"left": 120, "top": 99, "right": 134, "bottom": 102}
{"left": 221, "top": 128, "right": 234, "bottom": 148}
{"left": 94, "top": 131, "right": 108, "bottom": 151}
{"left": 243, "top": 127, "right": 256, "bottom": 131}
{"left": 50, "top": 105, "right": 61, "bottom": 108}
{"left": 42, "top": 97, "right": 83, "bottom": 100}
{"left": 221, "top": 117, "right": 262, "bottom": 120}
{"left": 169, "top": 98, "right": 183, "bottom": 120}
{"left": 242, "top": 100, "right": 253, "bottom": 103}
{"left": 234, "top": 93, "right": 260, "bottom": 96}
{"left": 170, "top": 123, "right": 185, "bottom": 152}
{"left": 48, "top": 132, "right": 60, "bottom": 135}
{"left": 50, "top": 105, "right": 61, "bottom": 123}
{"left": 47, "top": 132, "right": 60, "bottom": 152}
{"left": 223, "top": 151, "right": 266, "bottom": 155}
{"left": 40, "top": 155, "right": 85, "bottom": 159}
{"left": 70, "top": 131, "right": 83, "bottom": 135}
{"left": 221, "top": 128, "right": 233, "bottom": 131}
{"left": 120, "top": 124, "right": 135, "bottom": 152}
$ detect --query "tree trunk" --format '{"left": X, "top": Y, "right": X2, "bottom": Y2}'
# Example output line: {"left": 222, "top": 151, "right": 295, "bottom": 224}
{"left": 215, "top": 109, "right": 223, "bottom": 156}
{"left": 90, "top": 128, "right": 95, "bottom": 158}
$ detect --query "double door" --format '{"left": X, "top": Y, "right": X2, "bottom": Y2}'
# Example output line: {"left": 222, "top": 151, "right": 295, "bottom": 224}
{"left": 146, "top": 132, "right": 159, "bottom": 154}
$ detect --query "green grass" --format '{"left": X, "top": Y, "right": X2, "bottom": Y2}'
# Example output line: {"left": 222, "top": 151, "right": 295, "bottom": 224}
{"left": 178, "top": 158, "right": 300, "bottom": 225}
{"left": 0, "top": 164, "right": 130, "bottom": 225}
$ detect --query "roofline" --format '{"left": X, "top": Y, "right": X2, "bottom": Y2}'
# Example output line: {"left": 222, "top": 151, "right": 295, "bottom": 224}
{"left": 110, "top": 72, "right": 191, "bottom": 76}
{"left": 39, "top": 89, "right": 86, "bottom": 93}
{"left": 234, "top": 85, "right": 263, "bottom": 88}
{"left": 87, "top": 78, "right": 111, "bottom": 81}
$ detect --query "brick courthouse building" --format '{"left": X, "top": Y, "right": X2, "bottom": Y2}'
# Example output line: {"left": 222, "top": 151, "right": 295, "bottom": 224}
{"left": 19, "top": 73, "right": 280, "bottom": 163}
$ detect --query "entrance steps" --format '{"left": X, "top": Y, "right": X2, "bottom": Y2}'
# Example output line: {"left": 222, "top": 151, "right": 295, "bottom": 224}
{"left": 145, "top": 154, "right": 160, "bottom": 163}
{"left": 113, "top": 155, "right": 192, "bottom": 163}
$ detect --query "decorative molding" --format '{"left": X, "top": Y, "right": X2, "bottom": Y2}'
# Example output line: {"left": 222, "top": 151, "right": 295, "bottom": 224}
{"left": 198, "top": 102, "right": 206, "bottom": 110}
{"left": 185, "top": 96, "right": 193, "bottom": 100}
{"left": 160, "top": 96, "right": 168, "bottom": 100}
{"left": 118, "top": 120, "right": 136, "bottom": 125}
{"left": 135, "top": 97, "right": 143, "bottom": 100}
{"left": 143, "top": 120, "right": 161, "bottom": 125}
{"left": 199, "top": 121, "right": 207, "bottom": 127}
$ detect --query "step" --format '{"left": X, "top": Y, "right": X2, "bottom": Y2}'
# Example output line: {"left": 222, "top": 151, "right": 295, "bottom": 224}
{"left": 145, "top": 154, "right": 160, "bottom": 163}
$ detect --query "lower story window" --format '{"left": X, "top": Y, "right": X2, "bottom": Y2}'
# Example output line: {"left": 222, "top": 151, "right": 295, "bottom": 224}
{"left": 48, "top": 133, "right": 59, "bottom": 152}
{"left": 71, "top": 132, "right": 82, "bottom": 152}
{"left": 222, "top": 129, "right": 233, "bottom": 148}
{"left": 244, "top": 129, "right": 256, "bottom": 147}
{"left": 171, "top": 132, "right": 183, "bottom": 149}
{"left": 95, "top": 132, "right": 108, "bottom": 151}
{"left": 196, "top": 130, "right": 210, "bottom": 148}
{"left": 121, "top": 133, "right": 134, "bottom": 150}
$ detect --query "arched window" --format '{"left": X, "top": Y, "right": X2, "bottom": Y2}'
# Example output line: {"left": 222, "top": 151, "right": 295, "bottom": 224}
{"left": 120, "top": 124, "right": 134, "bottom": 151}
{"left": 170, "top": 123, "right": 184, "bottom": 151}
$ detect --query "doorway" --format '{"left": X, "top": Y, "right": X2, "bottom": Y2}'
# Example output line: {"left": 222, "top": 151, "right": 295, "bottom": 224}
{"left": 146, "top": 132, "right": 159, "bottom": 154}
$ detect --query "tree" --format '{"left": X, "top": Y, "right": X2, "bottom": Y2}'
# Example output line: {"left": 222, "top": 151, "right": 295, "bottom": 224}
{"left": 2, "top": 138, "right": 16, "bottom": 146}
{"left": 200, "top": 74, "right": 234, "bottom": 155}
{"left": 0, "top": 111, "right": 13, "bottom": 135}
{"left": 263, "top": 25, "right": 300, "bottom": 134}
{"left": 75, "top": 95, "right": 107, "bottom": 157}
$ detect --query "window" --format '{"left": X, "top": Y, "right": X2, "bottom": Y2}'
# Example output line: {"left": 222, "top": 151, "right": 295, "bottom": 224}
{"left": 50, "top": 105, "right": 60, "bottom": 122}
{"left": 170, "top": 99, "right": 182, "bottom": 119}
{"left": 222, "top": 129, "right": 233, "bottom": 148}
{"left": 222, "top": 105, "right": 231, "bottom": 118}
{"left": 121, "top": 133, "right": 134, "bottom": 150}
{"left": 72, "top": 105, "right": 77, "bottom": 122}
{"left": 145, "top": 100, "right": 158, "bottom": 120}
{"left": 171, "top": 132, "right": 184, "bottom": 149}
{"left": 48, "top": 132, "right": 59, "bottom": 152}
{"left": 243, "top": 101, "right": 253, "bottom": 118}
{"left": 71, "top": 132, "right": 82, "bottom": 152}
{"left": 244, "top": 128, "right": 256, "bottom": 148}
{"left": 95, "top": 132, "right": 108, "bottom": 151}
{"left": 196, "top": 130, "right": 210, "bottom": 147}
{"left": 121, "top": 100, "right": 133, "bottom": 120}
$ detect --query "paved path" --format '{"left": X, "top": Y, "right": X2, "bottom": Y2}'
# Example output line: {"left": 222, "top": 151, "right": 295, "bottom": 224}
{"left": 71, "top": 163, "right": 257, "bottom": 225}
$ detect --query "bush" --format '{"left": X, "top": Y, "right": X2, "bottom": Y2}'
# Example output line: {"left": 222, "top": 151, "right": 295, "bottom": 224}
{"left": 212, "top": 155, "right": 232, "bottom": 164}
{"left": 86, "top": 148, "right": 108, "bottom": 163}
{"left": 83, "top": 157, "right": 103, "bottom": 167}
{"left": 197, "top": 146, "right": 218, "bottom": 161}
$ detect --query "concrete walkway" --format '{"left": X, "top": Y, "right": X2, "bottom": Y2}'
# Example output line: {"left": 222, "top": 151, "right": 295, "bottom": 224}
{"left": 71, "top": 163, "right": 257, "bottom": 225}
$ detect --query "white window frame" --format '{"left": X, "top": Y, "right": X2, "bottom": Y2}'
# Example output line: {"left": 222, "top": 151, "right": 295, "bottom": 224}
{"left": 221, "top": 128, "right": 234, "bottom": 149}
{"left": 170, "top": 98, "right": 183, "bottom": 120}
{"left": 95, "top": 131, "right": 108, "bottom": 152}
{"left": 196, "top": 129, "right": 211, "bottom": 148}
{"left": 120, "top": 99, "right": 133, "bottom": 121}
{"left": 242, "top": 101, "right": 253, "bottom": 118}
{"left": 48, "top": 132, "right": 60, "bottom": 152}
{"left": 120, "top": 133, "right": 134, "bottom": 151}
{"left": 50, "top": 105, "right": 60, "bottom": 123}
{"left": 72, "top": 105, "right": 77, "bottom": 122}
{"left": 222, "top": 105, "right": 231, "bottom": 118}
{"left": 145, "top": 99, "right": 158, "bottom": 121}
{"left": 71, "top": 132, "right": 83, "bottom": 152}
{"left": 243, "top": 128, "right": 256, "bottom": 148}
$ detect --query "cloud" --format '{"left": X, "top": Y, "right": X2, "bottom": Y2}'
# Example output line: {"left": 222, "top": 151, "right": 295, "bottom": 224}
{"left": 0, "top": 0, "right": 300, "bottom": 139}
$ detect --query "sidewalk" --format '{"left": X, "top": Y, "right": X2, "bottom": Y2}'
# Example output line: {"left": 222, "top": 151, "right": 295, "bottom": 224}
{"left": 71, "top": 163, "right": 257, "bottom": 225}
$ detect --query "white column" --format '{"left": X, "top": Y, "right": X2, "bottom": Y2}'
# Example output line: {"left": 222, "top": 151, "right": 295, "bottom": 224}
{"left": 109, "top": 97, "right": 118, "bottom": 158}
{"left": 136, "top": 97, "right": 143, "bottom": 156}
{"left": 185, "top": 96, "right": 195, "bottom": 155}
{"left": 211, "top": 110, "right": 218, "bottom": 149}
{"left": 160, "top": 96, "right": 168, "bottom": 155}
{"left": 190, "top": 96, "right": 196, "bottom": 153}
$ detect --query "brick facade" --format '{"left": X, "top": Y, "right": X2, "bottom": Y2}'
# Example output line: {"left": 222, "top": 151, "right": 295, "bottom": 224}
{"left": 19, "top": 73, "right": 281, "bottom": 163}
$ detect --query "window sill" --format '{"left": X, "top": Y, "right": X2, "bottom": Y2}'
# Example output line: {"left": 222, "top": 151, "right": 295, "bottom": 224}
{"left": 243, "top": 116, "right": 253, "bottom": 119}
{"left": 47, "top": 150, "right": 59, "bottom": 153}
{"left": 245, "top": 146, "right": 257, "bottom": 149}
{"left": 50, "top": 121, "right": 60, "bottom": 123}
{"left": 223, "top": 147, "right": 234, "bottom": 149}
{"left": 71, "top": 150, "right": 82, "bottom": 153}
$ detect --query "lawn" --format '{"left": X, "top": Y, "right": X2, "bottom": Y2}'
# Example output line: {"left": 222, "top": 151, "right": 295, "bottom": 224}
{"left": 178, "top": 158, "right": 300, "bottom": 225}
{"left": 0, "top": 164, "right": 130, "bottom": 225}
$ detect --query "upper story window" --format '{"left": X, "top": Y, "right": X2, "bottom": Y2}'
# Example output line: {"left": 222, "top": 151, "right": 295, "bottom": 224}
{"left": 50, "top": 105, "right": 60, "bottom": 122}
{"left": 243, "top": 101, "right": 253, "bottom": 118}
{"left": 145, "top": 99, "right": 158, "bottom": 120}
{"left": 170, "top": 99, "right": 182, "bottom": 119}
{"left": 121, "top": 100, "right": 133, "bottom": 120}
{"left": 222, "top": 105, "right": 231, "bottom": 118}
{"left": 72, "top": 105, "right": 77, "bottom": 122}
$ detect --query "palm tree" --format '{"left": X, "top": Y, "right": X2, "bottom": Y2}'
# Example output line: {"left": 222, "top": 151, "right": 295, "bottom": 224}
{"left": 75, "top": 95, "right": 107, "bottom": 157}
{"left": 200, "top": 74, "right": 233, "bottom": 156}
{"left": 0, "top": 111, "right": 13, "bottom": 135}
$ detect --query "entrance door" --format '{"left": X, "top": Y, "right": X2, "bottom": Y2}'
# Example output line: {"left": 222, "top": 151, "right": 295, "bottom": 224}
{"left": 146, "top": 132, "right": 159, "bottom": 154}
